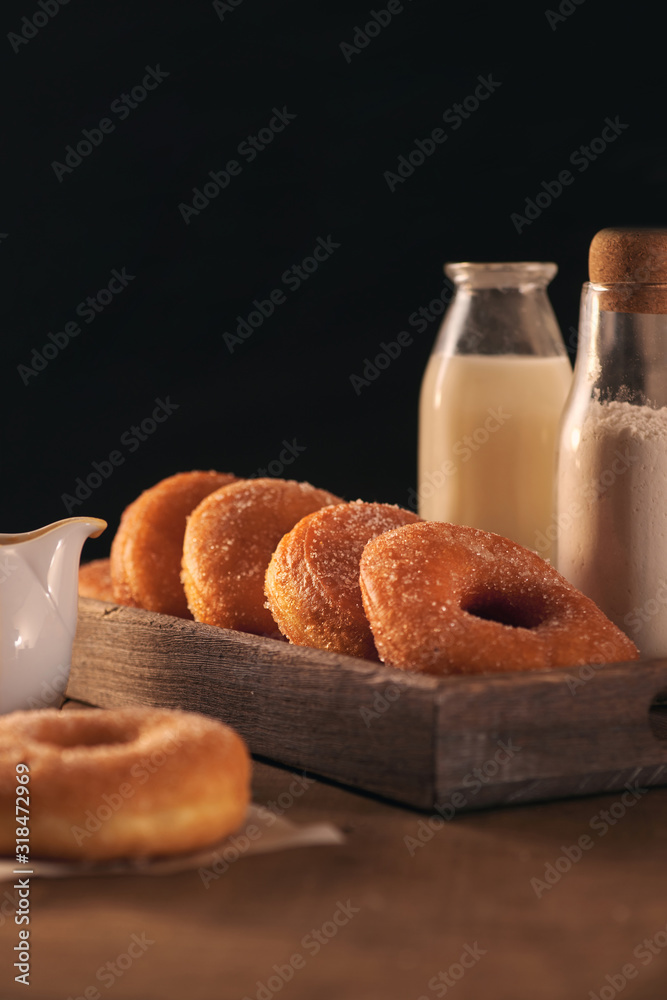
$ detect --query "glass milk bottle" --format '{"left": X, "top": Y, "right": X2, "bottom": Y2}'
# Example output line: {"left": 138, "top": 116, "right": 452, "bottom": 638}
{"left": 556, "top": 227, "right": 667, "bottom": 657}
{"left": 418, "top": 262, "right": 572, "bottom": 559}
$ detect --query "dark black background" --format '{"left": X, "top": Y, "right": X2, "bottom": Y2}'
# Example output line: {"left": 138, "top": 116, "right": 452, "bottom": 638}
{"left": 1, "top": 0, "right": 663, "bottom": 561}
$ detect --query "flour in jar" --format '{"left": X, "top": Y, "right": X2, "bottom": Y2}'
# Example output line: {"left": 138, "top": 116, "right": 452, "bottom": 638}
{"left": 557, "top": 398, "right": 667, "bottom": 657}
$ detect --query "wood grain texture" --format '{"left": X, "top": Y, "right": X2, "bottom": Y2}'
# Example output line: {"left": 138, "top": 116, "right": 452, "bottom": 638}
{"left": 70, "top": 598, "right": 667, "bottom": 811}
{"left": 6, "top": 757, "right": 667, "bottom": 1000}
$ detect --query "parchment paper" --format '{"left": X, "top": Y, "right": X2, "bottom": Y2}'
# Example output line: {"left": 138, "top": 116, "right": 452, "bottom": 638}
{"left": 0, "top": 803, "right": 343, "bottom": 880}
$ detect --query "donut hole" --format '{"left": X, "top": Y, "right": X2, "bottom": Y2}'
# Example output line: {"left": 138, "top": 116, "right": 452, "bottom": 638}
{"left": 463, "top": 591, "right": 547, "bottom": 630}
{"left": 32, "top": 717, "right": 136, "bottom": 749}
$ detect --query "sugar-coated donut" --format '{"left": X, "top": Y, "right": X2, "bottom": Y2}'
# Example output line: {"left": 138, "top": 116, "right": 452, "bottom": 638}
{"left": 360, "top": 521, "right": 639, "bottom": 675}
{"left": 182, "top": 478, "right": 342, "bottom": 636}
{"left": 111, "top": 470, "right": 238, "bottom": 618}
{"left": 79, "top": 558, "right": 114, "bottom": 602}
{"left": 0, "top": 707, "right": 251, "bottom": 860}
{"left": 265, "top": 501, "right": 421, "bottom": 659}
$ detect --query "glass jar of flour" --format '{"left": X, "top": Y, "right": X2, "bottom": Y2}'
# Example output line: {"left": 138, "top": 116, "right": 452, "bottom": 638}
{"left": 556, "top": 228, "right": 667, "bottom": 657}
{"left": 418, "top": 262, "right": 571, "bottom": 559}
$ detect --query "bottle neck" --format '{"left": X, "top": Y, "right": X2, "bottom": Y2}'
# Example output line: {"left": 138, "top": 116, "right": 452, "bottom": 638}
{"left": 437, "top": 284, "right": 566, "bottom": 356}
{"left": 574, "top": 283, "right": 667, "bottom": 406}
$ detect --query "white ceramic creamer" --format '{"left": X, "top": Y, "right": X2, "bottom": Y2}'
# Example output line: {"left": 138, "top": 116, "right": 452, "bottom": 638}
{"left": 0, "top": 517, "right": 106, "bottom": 713}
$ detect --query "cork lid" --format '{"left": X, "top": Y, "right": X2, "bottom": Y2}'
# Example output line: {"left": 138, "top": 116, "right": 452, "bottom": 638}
{"left": 589, "top": 227, "right": 667, "bottom": 313}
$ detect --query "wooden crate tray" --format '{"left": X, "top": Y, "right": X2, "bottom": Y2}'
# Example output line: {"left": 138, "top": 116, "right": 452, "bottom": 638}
{"left": 69, "top": 598, "right": 667, "bottom": 812}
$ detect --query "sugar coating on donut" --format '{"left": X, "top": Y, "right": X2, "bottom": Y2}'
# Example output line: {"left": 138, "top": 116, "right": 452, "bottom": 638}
{"left": 359, "top": 521, "right": 639, "bottom": 675}
{"left": 265, "top": 500, "right": 421, "bottom": 658}
{"left": 79, "top": 558, "right": 114, "bottom": 602}
{"left": 110, "top": 470, "right": 238, "bottom": 618}
{"left": 0, "top": 707, "right": 251, "bottom": 861}
{"left": 182, "top": 478, "right": 343, "bottom": 636}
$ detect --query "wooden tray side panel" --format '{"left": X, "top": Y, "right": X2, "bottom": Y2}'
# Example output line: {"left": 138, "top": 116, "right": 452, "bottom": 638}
{"left": 71, "top": 601, "right": 667, "bottom": 813}
{"left": 70, "top": 601, "right": 439, "bottom": 808}
{"left": 434, "top": 664, "right": 667, "bottom": 809}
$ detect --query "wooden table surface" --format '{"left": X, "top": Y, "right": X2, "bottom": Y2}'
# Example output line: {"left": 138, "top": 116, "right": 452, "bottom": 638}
{"left": 3, "top": 751, "right": 667, "bottom": 1000}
